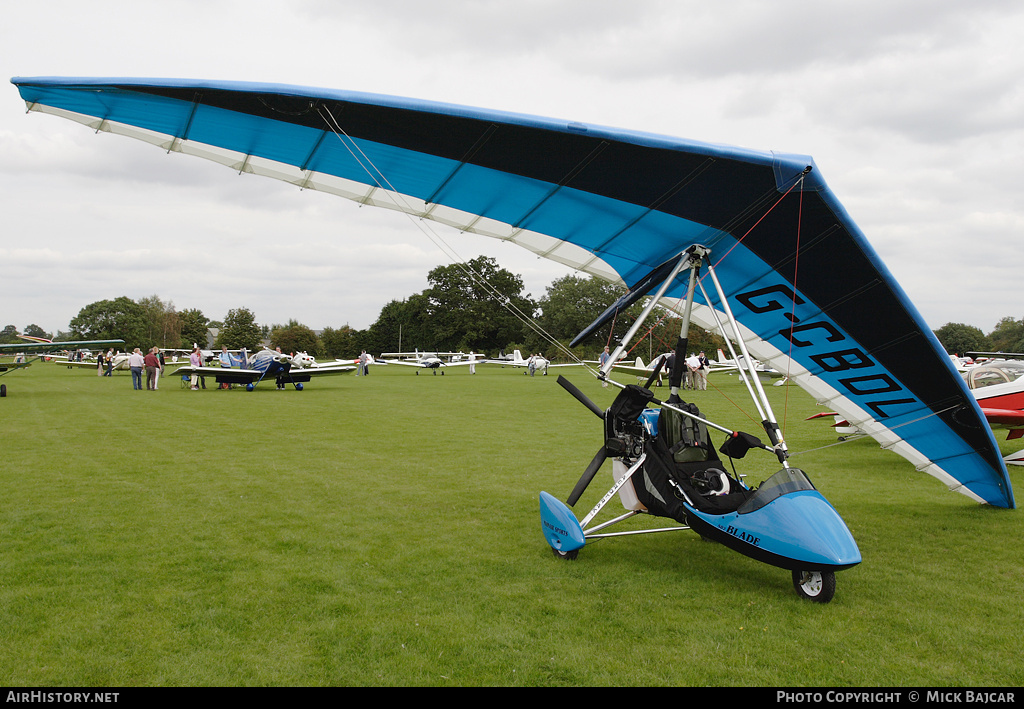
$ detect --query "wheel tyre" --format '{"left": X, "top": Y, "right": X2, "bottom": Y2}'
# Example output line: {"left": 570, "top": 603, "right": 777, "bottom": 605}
{"left": 0, "top": 383, "right": 6, "bottom": 397}
{"left": 792, "top": 570, "right": 836, "bottom": 603}
{"left": 551, "top": 547, "right": 579, "bottom": 561}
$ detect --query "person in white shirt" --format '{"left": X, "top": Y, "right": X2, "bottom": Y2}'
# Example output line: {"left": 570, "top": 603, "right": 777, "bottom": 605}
{"left": 127, "top": 348, "right": 145, "bottom": 390}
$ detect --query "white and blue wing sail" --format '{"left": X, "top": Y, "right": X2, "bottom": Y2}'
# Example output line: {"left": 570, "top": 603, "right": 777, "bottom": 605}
{"left": 12, "top": 76, "right": 1013, "bottom": 507}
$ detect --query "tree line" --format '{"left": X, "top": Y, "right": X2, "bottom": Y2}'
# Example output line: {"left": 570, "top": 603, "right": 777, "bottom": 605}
{"left": 933, "top": 319, "right": 1024, "bottom": 357}
{"left": 5, "top": 256, "right": 725, "bottom": 361}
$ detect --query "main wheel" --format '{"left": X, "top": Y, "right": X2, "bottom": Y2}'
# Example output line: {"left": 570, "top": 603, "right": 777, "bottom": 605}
{"left": 551, "top": 547, "right": 579, "bottom": 561}
{"left": 792, "top": 570, "right": 836, "bottom": 603}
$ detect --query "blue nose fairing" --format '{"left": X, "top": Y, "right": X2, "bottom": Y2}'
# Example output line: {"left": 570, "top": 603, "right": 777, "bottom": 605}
{"left": 685, "top": 469, "right": 861, "bottom": 571}
{"left": 540, "top": 491, "right": 586, "bottom": 553}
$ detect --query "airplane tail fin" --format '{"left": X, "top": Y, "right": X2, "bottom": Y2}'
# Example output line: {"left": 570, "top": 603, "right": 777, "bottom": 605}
{"left": 513, "top": 349, "right": 523, "bottom": 363}
{"left": 717, "top": 348, "right": 727, "bottom": 364}
{"left": 635, "top": 357, "right": 645, "bottom": 369}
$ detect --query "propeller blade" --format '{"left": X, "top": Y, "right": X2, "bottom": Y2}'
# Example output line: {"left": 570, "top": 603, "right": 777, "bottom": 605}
{"left": 567, "top": 446, "right": 609, "bottom": 506}
{"left": 557, "top": 375, "right": 605, "bottom": 419}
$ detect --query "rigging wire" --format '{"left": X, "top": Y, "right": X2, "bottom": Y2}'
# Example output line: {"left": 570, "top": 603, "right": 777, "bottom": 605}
{"left": 787, "top": 404, "right": 960, "bottom": 459}
{"left": 316, "top": 104, "right": 597, "bottom": 370}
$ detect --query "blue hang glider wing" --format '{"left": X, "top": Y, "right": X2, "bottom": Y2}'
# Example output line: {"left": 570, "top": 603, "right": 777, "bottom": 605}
{"left": 11, "top": 76, "right": 1014, "bottom": 508}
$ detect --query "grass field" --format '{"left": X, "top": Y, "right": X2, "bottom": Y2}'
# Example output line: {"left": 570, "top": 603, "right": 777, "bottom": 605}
{"left": 1, "top": 359, "right": 1021, "bottom": 686}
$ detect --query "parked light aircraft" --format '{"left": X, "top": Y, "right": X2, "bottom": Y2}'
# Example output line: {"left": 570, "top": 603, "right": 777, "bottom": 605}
{"left": 172, "top": 347, "right": 354, "bottom": 390}
{"left": 380, "top": 351, "right": 481, "bottom": 375}
{"left": 63, "top": 347, "right": 207, "bottom": 373}
{"left": 61, "top": 352, "right": 129, "bottom": 371}
{"left": 0, "top": 338, "right": 124, "bottom": 396}
{"left": 496, "top": 350, "right": 579, "bottom": 376}
{"left": 603, "top": 349, "right": 743, "bottom": 385}
{"left": 15, "top": 76, "right": 1014, "bottom": 603}
{"left": 595, "top": 351, "right": 675, "bottom": 385}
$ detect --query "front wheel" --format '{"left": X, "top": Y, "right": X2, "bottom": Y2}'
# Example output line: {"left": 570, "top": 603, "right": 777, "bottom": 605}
{"left": 792, "top": 570, "right": 836, "bottom": 603}
{"left": 551, "top": 547, "right": 579, "bottom": 561}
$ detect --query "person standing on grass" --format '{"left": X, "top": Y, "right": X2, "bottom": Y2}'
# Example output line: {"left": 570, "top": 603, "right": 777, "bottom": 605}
{"left": 144, "top": 347, "right": 160, "bottom": 390}
{"left": 189, "top": 346, "right": 203, "bottom": 390}
{"left": 695, "top": 351, "right": 709, "bottom": 391}
{"left": 128, "top": 348, "right": 145, "bottom": 390}
{"left": 153, "top": 347, "right": 165, "bottom": 390}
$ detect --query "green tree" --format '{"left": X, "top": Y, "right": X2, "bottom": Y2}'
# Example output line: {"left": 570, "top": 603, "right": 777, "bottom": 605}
{"left": 933, "top": 322, "right": 990, "bottom": 356}
{"left": 534, "top": 274, "right": 629, "bottom": 352}
{"left": 423, "top": 256, "right": 534, "bottom": 353}
{"left": 216, "top": 307, "right": 262, "bottom": 350}
{"left": 321, "top": 325, "right": 361, "bottom": 359}
{"left": 137, "top": 295, "right": 181, "bottom": 350}
{"left": 271, "top": 320, "right": 322, "bottom": 356}
{"left": 987, "top": 317, "right": 1024, "bottom": 353}
{"left": 69, "top": 297, "right": 148, "bottom": 349}
{"left": 179, "top": 308, "right": 210, "bottom": 349}
{"left": 0, "top": 325, "right": 18, "bottom": 344}
{"left": 364, "top": 296, "right": 431, "bottom": 355}
{"left": 531, "top": 274, "right": 676, "bottom": 360}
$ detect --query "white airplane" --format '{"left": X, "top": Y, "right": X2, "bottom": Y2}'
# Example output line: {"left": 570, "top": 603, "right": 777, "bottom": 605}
{"left": 60, "top": 351, "right": 130, "bottom": 370}
{"left": 599, "top": 349, "right": 739, "bottom": 385}
{"left": 63, "top": 346, "right": 235, "bottom": 372}
{"left": 710, "top": 348, "right": 788, "bottom": 384}
{"left": 380, "top": 350, "right": 482, "bottom": 375}
{"left": 381, "top": 349, "right": 465, "bottom": 360}
{"left": 596, "top": 351, "right": 675, "bottom": 385}
{"left": 171, "top": 347, "right": 355, "bottom": 390}
{"left": 495, "top": 350, "right": 581, "bottom": 376}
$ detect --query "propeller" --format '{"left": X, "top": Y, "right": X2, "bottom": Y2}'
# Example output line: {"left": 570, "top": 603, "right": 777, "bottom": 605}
{"left": 567, "top": 446, "right": 609, "bottom": 506}
{"left": 556, "top": 375, "right": 604, "bottom": 419}
{"left": 557, "top": 375, "right": 617, "bottom": 506}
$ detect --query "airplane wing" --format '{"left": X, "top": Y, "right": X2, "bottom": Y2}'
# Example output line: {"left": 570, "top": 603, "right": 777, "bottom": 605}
{"left": 11, "top": 77, "right": 1013, "bottom": 508}
{"left": 311, "top": 358, "right": 382, "bottom": 368}
{"left": 0, "top": 339, "right": 123, "bottom": 355}
{"left": 968, "top": 352, "right": 1024, "bottom": 361}
{"left": 382, "top": 359, "right": 476, "bottom": 367}
{"left": 172, "top": 363, "right": 355, "bottom": 386}
{"left": 0, "top": 339, "right": 124, "bottom": 377}
{"left": 607, "top": 362, "right": 655, "bottom": 376}
{"left": 60, "top": 360, "right": 102, "bottom": 369}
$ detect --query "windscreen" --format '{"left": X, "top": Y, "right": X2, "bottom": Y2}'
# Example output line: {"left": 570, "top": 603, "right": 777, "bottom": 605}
{"left": 738, "top": 467, "right": 816, "bottom": 514}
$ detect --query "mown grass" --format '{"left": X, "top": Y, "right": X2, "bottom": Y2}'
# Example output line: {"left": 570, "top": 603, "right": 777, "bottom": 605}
{"left": 1, "top": 360, "right": 1021, "bottom": 686}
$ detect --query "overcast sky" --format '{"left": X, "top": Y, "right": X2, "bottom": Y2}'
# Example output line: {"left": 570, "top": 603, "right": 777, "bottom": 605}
{"left": 3, "top": 0, "right": 1022, "bottom": 339}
